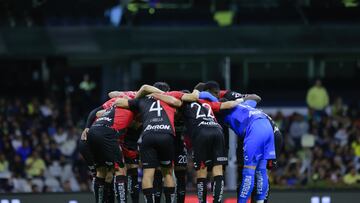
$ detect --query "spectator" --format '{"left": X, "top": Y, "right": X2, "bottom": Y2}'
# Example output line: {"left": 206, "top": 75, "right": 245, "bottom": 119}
{"left": 306, "top": 79, "right": 329, "bottom": 120}
{"left": 11, "top": 175, "right": 32, "bottom": 192}
{"left": 334, "top": 124, "right": 349, "bottom": 147}
{"left": 16, "top": 139, "right": 32, "bottom": 161}
{"left": 330, "top": 96, "right": 347, "bottom": 117}
{"left": 47, "top": 142, "right": 61, "bottom": 160}
{"left": 53, "top": 127, "right": 68, "bottom": 145}
{"left": 79, "top": 74, "right": 96, "bottom": 96}
{"left": 59, "top": 128, "right": 77, "bottom": 157}
{"left": 343, "top": 167, "right": 360, "bottom": 185}
{"left": 352, "top": 134, "right": 360, "bottom": 171}
{"left": 289, "top": 113, "right": 309, "bottom": 149}
{"left": 0, "top": 153, "right": 11, "bottom": 191}
{"left": 10, "top": 154, "right": 25, "bottom": 177}
{"left": 25, "top": 151, "right": 46, "bottom": 178}
{"left": 40, "top": 98, "right": 53, "bottom": 118}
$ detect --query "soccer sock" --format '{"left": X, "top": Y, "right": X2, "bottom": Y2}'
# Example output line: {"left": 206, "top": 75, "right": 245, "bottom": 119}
{"left": 94, "top": 177, "right": 105, "bottom": 203}
{"left": 238, "top": 168, "right": 255, "bottom": 203}
{"left": 105, "top": 181, "right": 114, "bottom": 203}
{"left": 127, "top": 168, "right": 139, "bottom": 203}
{"left": 175, "top": 170, "right": 186, "bottom": 203}
{"left": 153, "top": 170, "right": 163, "bottom": 203}
{"left": 212, "top": 175, "right": 224, "bottom": 203}
{"left": 196, "top": 178, "right": 207, "bottom": 203}
{"left": 163, "top": 187, "right": 176, "bottom": 203}
{"left": 143, "top": 188, "right": 155, "bottom": 203}
{"left": 255, "top": 160, "right": 269, "bottom": 202}
{"left": 115, "top": 175, "right": 127, "bottom": 203}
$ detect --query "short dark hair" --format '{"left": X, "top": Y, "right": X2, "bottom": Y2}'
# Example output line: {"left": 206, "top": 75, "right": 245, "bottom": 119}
{"left": 204, "top": 81, "right": 220, "bottom": 90}
{"left": 181, "top": 89, "right": 191, "bottom": 93}
{"left": 194, "top": 83, "right": 205, "bottom": 91}
{"left": 153, "top": 82, "right": 170, "bottom": 92}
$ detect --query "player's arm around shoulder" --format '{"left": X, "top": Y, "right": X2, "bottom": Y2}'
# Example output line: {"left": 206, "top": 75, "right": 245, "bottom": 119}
{"left": 181, "top": 89, "right": 199, "bottom": 102}
{"left": 220, "top": 99, "right": 242, "bottom": 110}
{"left": 108, "top": 91, "right": 122, "bottom": 98}
{"left": 115, "top": 98, "right": 130, "bottom": 108}
{"left": 242, "top": 94, "right": 261, "bottom": 103}
{"left": 150, "top": 93, "right": 182, "bottom": 107}
{"left": 135, "top": 84, "right": 164, "bottom": 98}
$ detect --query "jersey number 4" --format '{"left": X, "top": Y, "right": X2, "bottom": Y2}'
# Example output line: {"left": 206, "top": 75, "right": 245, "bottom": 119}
{"left": 191, "top": 102, "right": 215, "bottom": 119}
{"left": 150, "top": 100, "right": 163, "bottom": 117}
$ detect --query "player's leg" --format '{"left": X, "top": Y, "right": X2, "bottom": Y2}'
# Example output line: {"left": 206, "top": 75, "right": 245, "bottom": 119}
{"left": 103, "top": 132, "right": 124, "bottom": 203}
{"left": 237, "top": 133, "right": 259, "bottom": 203}
{"left": 161, "top": 166, "right": 176, "bottom": 203}
{"left": 105, "top": 168, "right": 115, "bottom": 203}
{"left": 78, "top": 140, "right": 96, "bottom": 176}
{"left": 122, "top": 137, "right": 141, "bottom": 203}
{"left": 174, "top": 141, "right": 188, "bottom": 203}
{"left": 254, "top": 160, "right": 268, "bottom": 203}
{"left": 87, "top": 128, "right": 107, "bottom": 203}
{"left": 192, "top": 132, "right": 209, "bottom": 203}
{"left": 196, "top": 165, "right": 208, "bottom": 203}
{"left": 114, "top": 164, "right": 127, "bottom": 203}
{"left": 94, "top": 167, "right": 107, "bottom": 203}
{"left": 139, "top": 134, "right": 158, "bottom": 203}
{"left": 143, "top": 168, "right": 156, "bottom": 203}
{"left": 255, "top": 119, "right": 276, "bottom": 203}
{"left": 211, "top": 129, "right": 227, "bottom": 203}
{"left": 158, "top": 134, "right": 176, "bottom": 203}
{"left": 126, "top": 164, "right": 140, "bottom": 203}
{"left": 153, "top": 168, "right": 163, "bottom": 203}
{"left": 174, "top": 166, "right": 187, "bottom": 203}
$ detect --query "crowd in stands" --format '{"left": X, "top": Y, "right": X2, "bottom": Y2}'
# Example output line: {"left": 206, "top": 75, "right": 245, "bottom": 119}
{"left": 0, "top": 97, "right": 91, "bottom": 193}
{"left": 0, "top": 87, "right": 360, "bottom": 193}
{"left": 269, "top": 90, "right": 360, "bottom": 187}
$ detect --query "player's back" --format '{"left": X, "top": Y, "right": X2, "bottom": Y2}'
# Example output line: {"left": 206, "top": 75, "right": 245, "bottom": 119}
{"left": 181, "top": 100, "right": 222, "bottom": 137}
{"left": 223, "top": 103, "right": 267, "bottom": 137}
{"left": 129, "top": 96, "right": 177, "bottom": 136}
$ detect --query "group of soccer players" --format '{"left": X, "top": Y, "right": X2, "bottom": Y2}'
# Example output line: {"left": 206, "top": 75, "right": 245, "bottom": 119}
{"left": 79, "top": 81, "right": 282, "bottom": 203}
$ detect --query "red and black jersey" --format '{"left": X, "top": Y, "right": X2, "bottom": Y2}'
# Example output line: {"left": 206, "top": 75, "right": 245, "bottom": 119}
{"left": 180, "top": 99, "right": 222, "bottom": 137}
{"left": 128, "top": 91, "right": 184, "bottom": 136}
{"left": 102, "top": 91, "right": 136, "bottom": 109}
{"left": 92, "top": 105, "right": 134, "bottom": 132}
{"left": 92, "top": 94, "right": 135, "bottom": 132}
{"left": 219, "top": 90, "right": 244, "bottom": 101}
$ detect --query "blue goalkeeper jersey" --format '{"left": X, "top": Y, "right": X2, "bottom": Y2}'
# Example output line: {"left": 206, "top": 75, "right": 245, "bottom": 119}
{"left": 199, "top": 91, "right": 267, "bottom": 138}
{"left": 222, "top": 103, "right": 268, "bottom": 138}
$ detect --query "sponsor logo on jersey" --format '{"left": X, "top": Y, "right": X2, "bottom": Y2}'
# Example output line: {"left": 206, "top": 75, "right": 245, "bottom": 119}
{"left": 198, "top": 121, "right": 219, "bottom": 127}
{"left": 217, "top": 157, "right": 228, "bottom": 162}
{"left": 144, "top": 124, "right": 171, "bottom": 131}
{"left": 97, "top": 117, "right": 112, "bottom": 122}
{"left": 249, "top": 110, "right": 263, "bottom": 117}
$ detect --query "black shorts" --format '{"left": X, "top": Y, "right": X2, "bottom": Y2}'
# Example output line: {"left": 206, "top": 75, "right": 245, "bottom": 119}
{"left": 192, "top": 128, "right": 227, "bottom": 170}
{"left": 174, "top": 136, "right": 187, "bottom": 167}
{"left": 122, "top": 145, "right": 140, "bottom": 165}
{"left": 88, "top": 126, "right": 124, "bottom": 169}
{"left": 121, "top": 129, "right": 140, "bottom": 165}
{"left": 139, "top": 132, "right": 175, "bottom": 169}
{"left": 78, "top": 140, "right": 95, "bottom": 167}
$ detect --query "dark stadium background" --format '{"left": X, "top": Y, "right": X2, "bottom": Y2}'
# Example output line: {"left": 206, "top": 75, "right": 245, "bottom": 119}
{"left": 1, "top": 0, "right": 360, "bottom": 203}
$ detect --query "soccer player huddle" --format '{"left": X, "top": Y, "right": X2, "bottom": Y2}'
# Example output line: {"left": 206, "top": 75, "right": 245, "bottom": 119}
{"left": 79, "top": 81, "right": 283, "bottom": 203}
